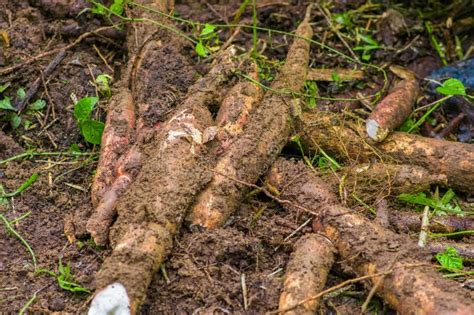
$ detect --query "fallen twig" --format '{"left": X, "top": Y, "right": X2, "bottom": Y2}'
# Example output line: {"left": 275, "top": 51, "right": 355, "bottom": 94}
{"left": 13, "top": 51, "right": 66, "bottom": 112}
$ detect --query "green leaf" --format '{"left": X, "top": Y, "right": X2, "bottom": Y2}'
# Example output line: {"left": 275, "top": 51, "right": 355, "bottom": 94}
{"left": 80, "top": 120, "right": 105, "bottom": 145}
{"left": 358, "top": 33, "right": 379, "bottom": 46}
{"left": 17, "top": 87, "right": 26, "bottom": 100}
{"left": 440, "top": 188, "right": 456, "bottom": 205}
{"left": 9, "top": 112, "right": 21, "bottom": 129}
{"left": 0, "top": 82, "right": 10, "bottom": 93}
{"left": 398, "top": 190, "right": 464, "bottom": 216}
{"left": 436, "top": 246, "right": 463, "bottom": 271}
{"left": 333, "top": 13, "right": 352, "bottom": 27}
{"left": 74, "top": 97, "right": 98, "bottom": 122}
{"left": 195, "top": 41, "right": 208, "bottom": 57}
{"left": 69, "top": 143, "right": 81, "bottom": 153}
{"left": 0, "top": 96, "right": 15, "bottom": 111}
{"left": 1, "top": 173, "right": 39, "bottom": 198}
{"left": 29, "top": 99, "right": 46, "bottom": 111}
{"left": 304, "top": 80, "right": 318, "bottom": 109}
{"left": 436, "top": 78, "right": 466, "bottom": 96}
{"left": 398, "top": 116, "right": 417, "bottom": 132}
{"left": 91, "top": 5, "right": 105, "bottom": 15}
{"left": 201, "top": 23, "right": 216, "bottom": 36}
{"left": 22, "top": 119, "right": 32, "bottom": 130}
{"left": 110, "top": 0, "right": 126, "bottom": 16}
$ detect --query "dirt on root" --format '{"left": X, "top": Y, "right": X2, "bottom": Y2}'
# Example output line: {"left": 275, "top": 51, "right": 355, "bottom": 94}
{"left": 0, "top": 2, "right": 311, "bottom": 313}
{"left": 1, "top": 0, "right": 473, "bottom": 314}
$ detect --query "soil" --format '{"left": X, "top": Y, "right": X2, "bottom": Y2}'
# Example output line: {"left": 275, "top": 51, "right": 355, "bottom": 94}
{"left": 1, "top": 0, "right": 472, "bottom": 314}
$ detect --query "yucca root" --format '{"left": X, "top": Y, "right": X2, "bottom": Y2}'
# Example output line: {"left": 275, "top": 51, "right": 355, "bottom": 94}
{"left": 278, "top": 233, "right": 335, "bottom": 315}
{"left": 267, "top": 158, "right": 474, "bottom": 314}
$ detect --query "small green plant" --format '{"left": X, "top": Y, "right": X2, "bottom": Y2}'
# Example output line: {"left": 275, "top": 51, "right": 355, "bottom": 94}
{"left": 353, "top": 31, "right": 380, "bottom": 61}
{"left": 73, "top": 97, "right": 105, "bottom": 145}
{"left": 398, "top": 188, "right": 464, "bottom": 216}
{"left": 436, "top": 246, "right": 463, "bottom": 272}
{"left": 303, "top": 81, "right": 319, "bottom": 109}
{"left": 0, "top": 85, "right": 46, "bottom": 129}
{"left": 251, "top": 52, "right": 282, "bottom": 82}
{"left": 0, "top": 172, "right": 39, "bottom": 198}
{"left": 333, "top": 12, "right": 353, "bottom": 28}
{"left": 406, "top": 78, "right": 470, "bottom": 133}
{"left": 425, "top": 21, "right": 447, "bottom": 65}
{"left": 91, "top": 0, "right": 128, "bottom": 17}
{"left": 37, "top": 258, "right": 90, "bottom": 294}
{"left": 95, "top": 74, "right": 113, "bottom": 98}
{"left": 195, "top": 23, "right": 220, "bottom": 57}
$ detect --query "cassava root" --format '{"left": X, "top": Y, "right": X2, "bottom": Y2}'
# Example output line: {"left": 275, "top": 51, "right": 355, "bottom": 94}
{"left": 267, "top": 158, "right": 474, "bottom": 314}
{"left": 278, "top": 233, "right": 335, "bottom": 315}
{"left": 301, "top": 111, "right": 474, "bottom": 194}
{"left": 90, "top": 49, "right": 237, "bottom": 313}
{"left": 187, "top": 4, "right": 314, "bottom": 229}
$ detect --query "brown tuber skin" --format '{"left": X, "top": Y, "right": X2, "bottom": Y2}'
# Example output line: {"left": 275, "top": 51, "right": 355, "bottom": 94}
{"left": 187, "top": 5, "right": 313, "bottom": 229}
{"left": 87, "top": 0, "right": 199, "bottom": 241}
{"left": 322, "top": 163, "right": 447, "bottom": 204}
{"left": 267, "top": 158, "right": 474, "bottom": 314}
{"left": 91, "top": 90, "right": 136, "bottom": 206}
{"left": 366, "top": 79, "right": 419, "bottom": 142}
{"left": 279, "top": 233, "right": 335, "bottom": 315}
{"left": 92, "top": 50, "right": 237, "bottom": 313}
{"left": 389, "top": 211, "right": 474, "bottom": 234}
{"left": 186, "top": 66, "right": 264, "bottom": 226}
{"left": 301, "top": 111, "right": 474, "bottom": 194}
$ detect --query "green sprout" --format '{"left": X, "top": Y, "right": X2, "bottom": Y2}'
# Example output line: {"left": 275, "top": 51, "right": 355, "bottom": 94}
{"left": 73, "top": 97, "right": 105, "bottom": 145}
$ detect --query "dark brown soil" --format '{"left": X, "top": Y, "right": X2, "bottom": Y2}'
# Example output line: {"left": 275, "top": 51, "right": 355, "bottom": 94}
{"left": 1, "top": 0, "right": 472, "bottom": 314}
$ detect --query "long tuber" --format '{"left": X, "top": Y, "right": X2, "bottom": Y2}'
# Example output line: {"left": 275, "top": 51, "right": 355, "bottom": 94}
{"left": 279, "top": 233, "right": 335, "bottom": 315}
{"left": 187, "top": 5, "right": 314, "bottom": 229}
{"left": 267, "top": 158, "right": 474, "bottom": 314}
{"left": 301, "top": 111, "right": 474, "bottom": 194}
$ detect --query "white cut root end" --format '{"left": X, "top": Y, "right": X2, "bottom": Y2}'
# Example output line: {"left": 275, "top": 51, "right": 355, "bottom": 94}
{"left": 366, "top": 119, "right": 388, "bottom": 142}
{"left": 88, "top": 282, "right": 131, "bottom": 315}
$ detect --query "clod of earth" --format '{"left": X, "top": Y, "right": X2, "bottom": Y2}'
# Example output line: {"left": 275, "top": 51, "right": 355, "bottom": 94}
{"left": 301, "top": 111, "right": 474, "bottom": 194}
{"left": 267, "top": 158, "right": 474, "bottom": 314}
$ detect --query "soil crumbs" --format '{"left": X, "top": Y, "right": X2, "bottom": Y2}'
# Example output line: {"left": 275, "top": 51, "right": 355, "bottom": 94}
{"left": 1, "top": 0, "right": 472, "bottom": 314}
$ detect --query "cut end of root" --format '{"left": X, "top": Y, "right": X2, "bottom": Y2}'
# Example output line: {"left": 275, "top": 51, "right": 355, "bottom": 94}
{"left": 366, "top": 119, "right": 388, "bottom": 142}
{"left": 88, "top": 282, "right": 131, "bottom": 315}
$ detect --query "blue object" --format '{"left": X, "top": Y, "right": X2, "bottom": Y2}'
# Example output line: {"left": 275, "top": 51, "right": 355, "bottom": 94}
{"left": 426, "top": 58, "right": 474, "bottom": 142}
{"left": 427, "top": 57, "right": 474, "bottom": 91}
